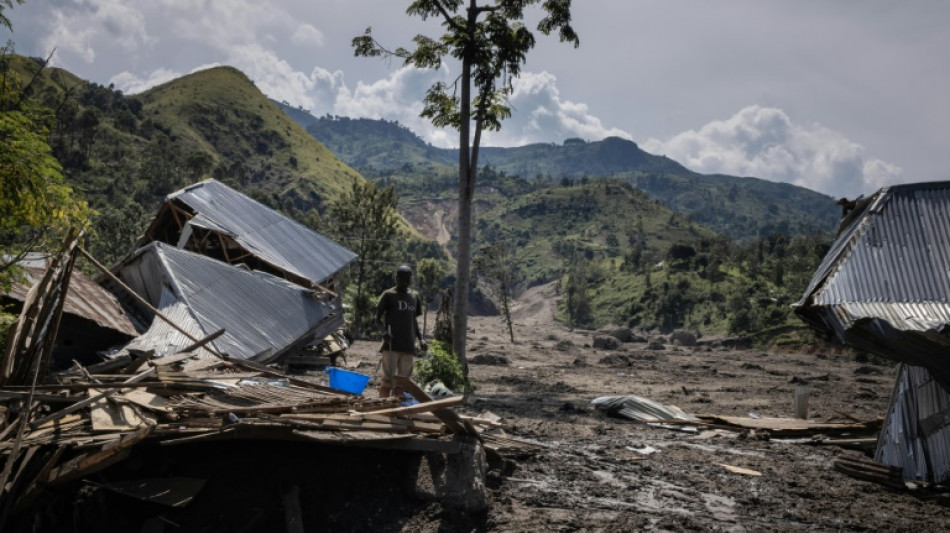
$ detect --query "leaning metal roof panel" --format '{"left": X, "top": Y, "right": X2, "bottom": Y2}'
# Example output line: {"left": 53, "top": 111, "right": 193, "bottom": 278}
{"left": 166, "top": 179, "right": 357, "bottom": 284}
{"left": 876, "top": 364, "right": 950, "bottom": 483}
{"left": 794, "top": 181, "right": 950, "bottom": 380}
{"left": 114, "top": 242, "right": 341, "bottom": 362}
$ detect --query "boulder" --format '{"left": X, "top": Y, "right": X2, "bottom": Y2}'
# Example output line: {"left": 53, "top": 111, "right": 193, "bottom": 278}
{"left": 593, "top": 335, "right": 621, "bottom": 350}
{"left": 669, "top": 330, "right": 698, "bottom": 347}
{"left": 596, "top": 325, "right": 635, "bottom": 343}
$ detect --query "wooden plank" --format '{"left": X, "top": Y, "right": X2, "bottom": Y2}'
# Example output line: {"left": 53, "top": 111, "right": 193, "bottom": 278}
{"left": 150, "top": 352, "right": 201, "bottom": 367}
{"left": 0, "top": 391, "right": 84, "bottom": 403}
{"left": 315, "top": 419, "right": 409, "bottom": 433}
{"left": 12, "top": 445, "right": 68, "bottom": 513}
{"left": 4, "top": 445, "right": 38, "bottom": 495}
{"left": 360, "top": 396, "right": 464, "bottom": 417}
{"left": 120, "top": 389, "right": 171, "bottom": 412}
{"left": 0, "top": 415, "right": 22, "bottom": 441}
{"left": 699, "top": 415, "right": 878, "bottom": 432}
{"left": 395, "top": 377, "right": 471, "bottom": 435}
{"left": 293, "top": 431, "right": 463, "bottom": 454}
{"left": 720, "top": 464, "right": 762, "bottom": 476}
{"left": 2, "top": 419, "right": 86, "bottom": 449}
{"left": 121, "top": 350, "right": 155, "bottom": 374}
{"left": 33, "top": 414, "right": 83, "bottom": 430}
{"left": 46, "top": 427, "right": 150, "bottom": 486}
{"left": 175, "top": 329, "right": 225, "bottom": 355}
{"left": 291, "top": 429, "right": 415, "bottom": 443}
{"left": 29, "top": 389, "right": 119, "bottom": 429}
{"left": 89, "top": 390, "right": 154, "bottom": 432}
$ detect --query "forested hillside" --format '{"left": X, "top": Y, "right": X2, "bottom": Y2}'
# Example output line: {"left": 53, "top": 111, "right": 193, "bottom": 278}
{"left": 12, "top": 56, "right": 373, "bottom": 264}
{"left": 4, "top": 56, "right": 838, "bottom": 340}
{"left": 287, "top": 108, "right": 840, "bottom": 242}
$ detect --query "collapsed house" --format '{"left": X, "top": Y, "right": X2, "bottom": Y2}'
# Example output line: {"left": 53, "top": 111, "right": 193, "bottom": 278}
{"left": 108, "top": 179, "right": 358, "bottom": 366}
{"left": 794, "top": 180, "right": 950, "bottom": 484}
{"left": 0, "top": 181, "right": 520, "bottom": 529}
{"left": 110, "top": 242, "right": 339, "bottom": 364}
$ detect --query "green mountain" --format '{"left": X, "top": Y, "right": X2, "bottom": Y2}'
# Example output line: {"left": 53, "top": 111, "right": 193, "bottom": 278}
{"left": 16, "top": 59, "right": 380, "bottom": 263}
{"left": 303, "top": 114, "right": 455, "bottom": 171}
{"left": 9, "top": 58, "right": 833, "bottom": 338}
{"left": 284, "top": 109, "right": 840, "bottom": 241}
{"left": 134, "top": 66, "right": 360, "bottom": 209}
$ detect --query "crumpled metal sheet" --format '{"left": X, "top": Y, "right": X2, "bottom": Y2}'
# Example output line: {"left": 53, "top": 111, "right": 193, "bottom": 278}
{"left": 591, "top": 395, "right": 698, "bottom": 422}
{"left": 876, "top": 364, "right": 950, "bottom": 483}
{"left": 114, "top": 242, "right": 341, "bottom": 363}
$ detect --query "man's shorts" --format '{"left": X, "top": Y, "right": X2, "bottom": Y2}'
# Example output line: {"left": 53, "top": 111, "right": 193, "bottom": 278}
{"left": 380, "top": 350, "right": 414, "bottom": 387}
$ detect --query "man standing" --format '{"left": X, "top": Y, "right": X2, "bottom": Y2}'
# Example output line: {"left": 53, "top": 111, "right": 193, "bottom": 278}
{"left": 376, "top": 265, "right": 427, "bottom": 398}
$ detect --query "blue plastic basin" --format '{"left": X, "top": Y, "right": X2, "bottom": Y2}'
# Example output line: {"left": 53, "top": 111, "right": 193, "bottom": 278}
{"left": 325, "top": 367, "right": 370, "bottom": 394}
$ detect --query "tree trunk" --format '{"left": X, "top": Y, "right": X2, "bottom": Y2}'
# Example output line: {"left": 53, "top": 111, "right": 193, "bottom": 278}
{"left": 452, "top": 3, "right": 477, "bottom": 376}
{"left": 353, "top": 253, "right": 366, "bottom": 339}
{"left": 501, "top": 279, "right": 514, "bottom": 343}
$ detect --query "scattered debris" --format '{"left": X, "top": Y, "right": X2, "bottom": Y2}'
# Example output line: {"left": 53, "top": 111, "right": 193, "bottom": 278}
{"left": 591, "top": 395, "right": 699, "bottom": 423}
{"left": 720, "top": 464, "right": 762, "bottom": 477}
{"left": 0, "top": 181, "right": 542, "bottom": 529}
{"left": 834, "top": 455, "right": 905, "bottom": 489}
{"left": 627, "top": 445, "right": 660, "bottom": 455}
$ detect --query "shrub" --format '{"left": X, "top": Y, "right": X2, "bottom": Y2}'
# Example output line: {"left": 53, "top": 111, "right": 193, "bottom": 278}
{"left": 413, "top": 340, "right": 472, "bottom": 393}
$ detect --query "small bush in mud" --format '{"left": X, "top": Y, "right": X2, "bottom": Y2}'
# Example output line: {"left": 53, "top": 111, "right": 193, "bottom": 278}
{"left": 414, "top": 340, "right": 473, "bottom": 392}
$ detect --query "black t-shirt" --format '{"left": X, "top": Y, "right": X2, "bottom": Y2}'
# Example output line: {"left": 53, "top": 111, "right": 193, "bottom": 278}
{"left": 376, "top": 287, "right": 422, "bottom": 352}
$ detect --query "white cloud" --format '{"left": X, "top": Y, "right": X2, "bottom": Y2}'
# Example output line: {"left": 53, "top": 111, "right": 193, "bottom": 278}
{"left": 323, "top": 67, "right": 632, "bottom": 149}
{"left": 291, "top": 24, "right": 324, "bottom": 47}
{"left": 483, "top": 71, "right": 632, "bottom": 146}
{"left": 157, "top": 0, "right": 282, "bottom": 49}
{"left": 331, "top": 65, "right": 445, "bottom": 140}
{"left": 110, "top": 67, "right": 182, "bottom": 94}
{"left": 38, "top": 0, "right": 153, "bottom": 65}
{"left": 642, "top": 105, "right": 903, "bottom": 198}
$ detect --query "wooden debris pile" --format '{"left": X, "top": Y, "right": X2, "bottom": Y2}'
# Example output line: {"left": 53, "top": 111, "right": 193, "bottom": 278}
{"left": 0, "top": 232, "right": 539, "bottom": 526}
{"left": 0, "top": 354, "right": 533, "bottom": 518}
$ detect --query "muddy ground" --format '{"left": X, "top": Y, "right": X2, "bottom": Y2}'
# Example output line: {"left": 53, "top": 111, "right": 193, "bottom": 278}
{"left": 16, "top": 284, "right": 950, "bottom": 532}
{"left": 340, "top": 283, "right": 950, "bottom": 532}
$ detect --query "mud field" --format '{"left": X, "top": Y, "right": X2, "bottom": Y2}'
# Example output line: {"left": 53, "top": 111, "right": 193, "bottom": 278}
{"left": 18, "top": 284, "right": 950, "bottom": 532}
{"left": 342, "top": 284, "right": 950, "bottom": 532}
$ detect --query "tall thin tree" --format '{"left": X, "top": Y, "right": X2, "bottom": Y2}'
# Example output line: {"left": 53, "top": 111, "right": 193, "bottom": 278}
{"left": 353, "top": 0, "right": 578, "bottom": 373}
{"left": 474, "top": 241, "right": 519, "bottom": 342}
{"left": 326, "top": 179, "right": 399, "bottom": 337}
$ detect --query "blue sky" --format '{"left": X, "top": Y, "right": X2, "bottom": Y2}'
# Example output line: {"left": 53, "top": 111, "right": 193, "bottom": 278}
{"left": 6, "top": 0, "right": 949, "bottom": 198}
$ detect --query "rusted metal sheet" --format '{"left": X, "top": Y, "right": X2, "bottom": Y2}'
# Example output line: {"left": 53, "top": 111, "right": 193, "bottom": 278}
{"left": 4, "top": 254, "right": 137, "bottom": 337}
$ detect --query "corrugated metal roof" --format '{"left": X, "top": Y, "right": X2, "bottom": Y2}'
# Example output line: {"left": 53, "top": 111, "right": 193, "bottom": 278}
{"left": 876, "top": 364, "right": 950, "bottom": 483}
{"left": 3, "top": 254, "right": 138, "bottom": 336}
{"left": 114, "top": 242, "right": 343, "bottom": 363}
{"left": 794, "top": 181, "right": 950, "bottom": 379}
{"left": 794, "top": 181, "right": 950, "bottom": 483}
{"left": 165, "top": 179, "right": 356, "bottom": 285}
